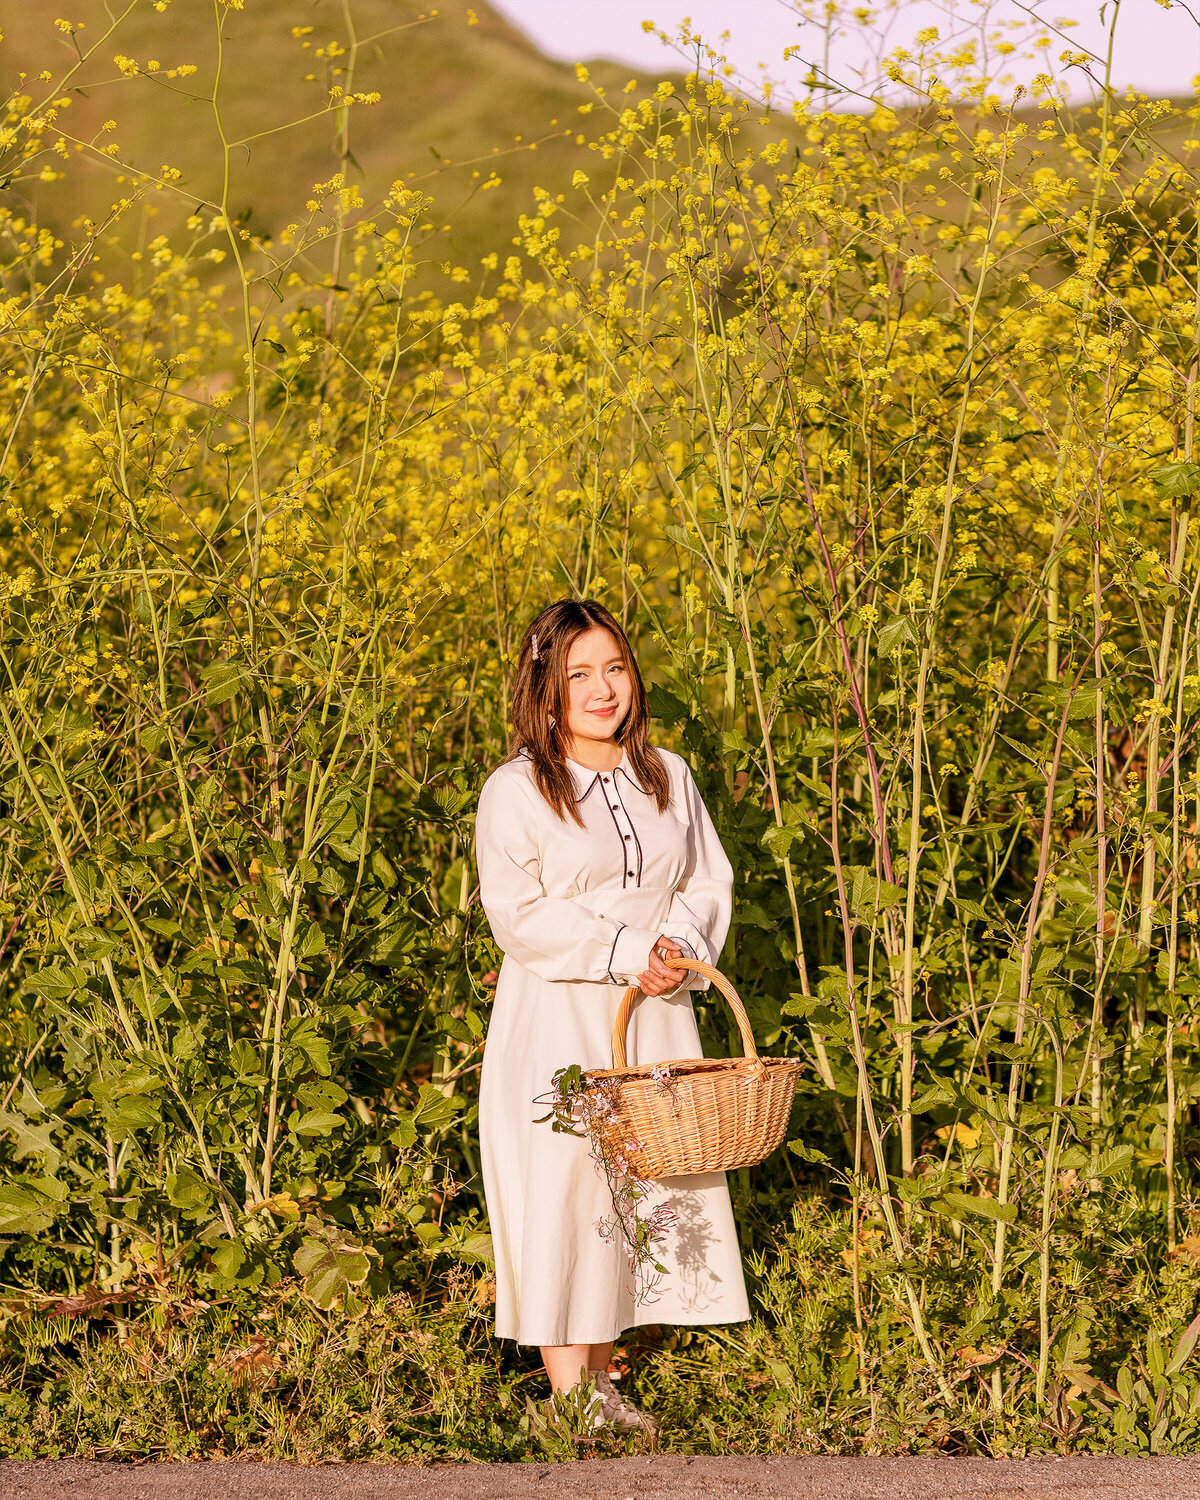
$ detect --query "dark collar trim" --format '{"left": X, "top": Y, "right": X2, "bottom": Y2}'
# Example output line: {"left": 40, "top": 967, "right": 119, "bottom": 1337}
{"left": 613, "top": 763, "right": 649, "bottom": 796}
{"left": 517, "top": 747, "right": 648, "bottom": 801}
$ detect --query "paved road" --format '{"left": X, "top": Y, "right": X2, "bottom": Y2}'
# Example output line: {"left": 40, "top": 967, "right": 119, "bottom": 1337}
{"left": 2, "top": 1457, "right": 1200, "bottom": 1500}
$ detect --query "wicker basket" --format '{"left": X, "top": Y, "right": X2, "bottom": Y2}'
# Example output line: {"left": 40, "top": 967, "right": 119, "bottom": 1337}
{"left": 583, "top": 955, "right": 803, "bottom": 1181}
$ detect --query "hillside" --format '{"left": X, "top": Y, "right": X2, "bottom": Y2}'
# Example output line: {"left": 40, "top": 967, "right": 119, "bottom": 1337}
{"left": 0, "top": 0, "right": 689, "bottom": 264}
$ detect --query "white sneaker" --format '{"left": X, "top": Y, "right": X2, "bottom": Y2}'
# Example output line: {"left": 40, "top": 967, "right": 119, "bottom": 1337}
{"left": 595, "top": 1370, "right": 658, "bottom": 1436}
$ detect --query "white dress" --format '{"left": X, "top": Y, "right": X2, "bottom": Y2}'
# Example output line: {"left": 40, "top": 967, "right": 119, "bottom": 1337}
{"left": 474, "top": 745, "right": 750, "bottom": 1347}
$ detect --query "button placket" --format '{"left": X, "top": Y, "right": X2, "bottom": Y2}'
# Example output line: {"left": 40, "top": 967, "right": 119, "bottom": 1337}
{"left": 599, "top": 770, "right": 639, "bottom": 886}
{"left": 613, "top": 798, "right": 635, "bottom": 881}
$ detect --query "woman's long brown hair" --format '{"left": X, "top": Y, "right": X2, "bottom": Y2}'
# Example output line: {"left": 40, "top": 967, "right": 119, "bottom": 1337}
{"left": 507, "top": 600, "right": 670, "bottom": 824}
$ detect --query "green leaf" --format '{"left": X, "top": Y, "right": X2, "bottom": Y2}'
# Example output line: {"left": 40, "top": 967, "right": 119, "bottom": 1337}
{"left": 876, "top": 615, "right": 917, "bottom": 657}
{"left": 211, "top": 1239, "right": 246, "bottom": 1278}
{"left": 0, "top": 1110, "right": 59, "bottom": 1168}
{"left": 25, "top": 966, "right": 86, "bottom": 1000}
{"left": 364, "top": 915, "right": 421, "bottom": 966}
{"left": 1151, "top": 461, "right": 1200, "bottom": 499}
{"left": 138, "top": 724, "right": 169, "bottom": 756}
{"left": 446, "top": 1230, "right": 494, "bottom": 1263}
{"left": 288, "top": 1019, "right": 331, "bottom": 1076}
{"left": 0, "top": 1181, "right": 58, "bottom": 1235}
{"left": 647, "top": 684, "right": 689, "bottom": 727}
{"left": 1166, "top": 1312, "right": 1200, "bottom": 1377}
{"left": 788, "top": 1140, "right": 831, "bottom": 1165}
{"left": 295, "top": 921, "right": 327, "bottom": 961}
{"left": 294, "top": 1234, "right": 370, "bottom": 1310}
{"left": 933, "top": 1191, "right": 1017, "bottom": 1224}
{"left": 848, "top": 865, "right": 904, "bottom": 922}
{"left": 166, "top": 1168, "right": 212, "bottom": 1211}
{"left": 200, "top": 659, "right": 252, "bottom": 707}
{"left": 292, "top": 1109, "right": 344, "bottom": 1138}
{"left": 1084, "top": 1144, "right": 1135, "bottom": 1180}
{"left": 389, "top": 1112, "right": 418, "bottom": 1150}
{"left": 412, "top": 1082, "right": 463, "bottom": 1133}
{"left": 109, "top": 1095, "right": 161, "bottom": 1131}
{"left": 228, "top": 1039, "right": 264, "bottom": 1078}
{"left": 910, "top": 1082, "right": 954, "bottom": 1113}
{"left": 143, "top": 916, "right": 183, "bottom": 941}
{"left": 762, "top": 823, "right": 802, "bottom": 859}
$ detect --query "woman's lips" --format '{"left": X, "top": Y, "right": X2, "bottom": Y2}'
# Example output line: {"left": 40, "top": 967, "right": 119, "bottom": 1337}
{"left": 590, "top": 705, "right": 617, "bottom": 717}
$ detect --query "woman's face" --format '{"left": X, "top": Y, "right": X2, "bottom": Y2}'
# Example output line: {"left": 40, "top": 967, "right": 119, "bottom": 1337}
{"left": 563, "top": 626, "right": 632, "bottom": 750}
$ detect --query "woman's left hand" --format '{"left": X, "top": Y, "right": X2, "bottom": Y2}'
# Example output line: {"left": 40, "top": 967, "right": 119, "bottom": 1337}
{"left": 638, "top": 936, "right": 684, "bottom": 996}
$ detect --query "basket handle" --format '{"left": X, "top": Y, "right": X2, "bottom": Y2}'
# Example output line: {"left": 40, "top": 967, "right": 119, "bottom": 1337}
{"left": 611, "top": 955, "right": 758, "bottom": 1070}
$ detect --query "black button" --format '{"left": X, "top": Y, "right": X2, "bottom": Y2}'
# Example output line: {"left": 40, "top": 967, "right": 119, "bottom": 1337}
{"left": 627, "top": 870, "right": 635, "bottom": 878}
{"left": 624, "top": 834, "right": 631, "bottom": 841}
{"left": 602, "top": 776, "right": 610, "bottom": 783}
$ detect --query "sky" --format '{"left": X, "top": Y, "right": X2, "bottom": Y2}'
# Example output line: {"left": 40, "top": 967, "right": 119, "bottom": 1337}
{"left": 491, "top": 1, "right": 1200, "bottom": 105}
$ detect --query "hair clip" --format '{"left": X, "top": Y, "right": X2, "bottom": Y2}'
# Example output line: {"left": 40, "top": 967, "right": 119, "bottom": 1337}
{"left": 531, "top": 632, "right": 540, "bottom": 661}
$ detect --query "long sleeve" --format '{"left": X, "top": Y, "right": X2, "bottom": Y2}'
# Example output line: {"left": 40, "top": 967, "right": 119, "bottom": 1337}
{"left": 475, "top": 772, "right": 660, "bottom": 986}
{"left": 664, "top": 767, "right": 733, "bottom": 982}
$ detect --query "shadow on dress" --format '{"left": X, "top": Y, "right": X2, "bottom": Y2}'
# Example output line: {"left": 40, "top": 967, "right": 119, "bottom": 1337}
{"left": 663, "top": 1174, "right": 726, "bottom": 1314}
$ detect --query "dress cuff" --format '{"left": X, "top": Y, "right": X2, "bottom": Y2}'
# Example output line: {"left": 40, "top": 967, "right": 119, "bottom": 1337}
{"left": 607, "top": 925, "right": 662, "bottom": 987}
{"left": 661, "top": 932, "right": 710, "bottom": 996}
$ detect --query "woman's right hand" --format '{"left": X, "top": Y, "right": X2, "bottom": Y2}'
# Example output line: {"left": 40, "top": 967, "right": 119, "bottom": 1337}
{"left": 638, "top": 937, "right": 684, "bottom": 996}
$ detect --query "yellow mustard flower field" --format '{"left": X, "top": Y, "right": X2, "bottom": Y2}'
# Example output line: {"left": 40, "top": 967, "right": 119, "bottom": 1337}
{"left": 3, "top": 0, "right": 1200, "bottom": 1460}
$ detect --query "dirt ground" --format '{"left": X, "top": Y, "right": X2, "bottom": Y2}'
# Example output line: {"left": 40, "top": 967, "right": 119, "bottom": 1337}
{"left": 2, "top": 1457, "right": 1200, "bottom": 1500}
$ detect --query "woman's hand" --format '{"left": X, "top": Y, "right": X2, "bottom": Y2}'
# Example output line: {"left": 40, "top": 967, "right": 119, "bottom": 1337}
{"left": 638, "top": 936, "right": 684, "bottom": 996}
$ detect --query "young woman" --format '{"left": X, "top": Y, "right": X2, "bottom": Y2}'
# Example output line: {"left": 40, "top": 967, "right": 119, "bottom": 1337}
{"left": 474, "top": 599, "right": 749, "bottom": 1433}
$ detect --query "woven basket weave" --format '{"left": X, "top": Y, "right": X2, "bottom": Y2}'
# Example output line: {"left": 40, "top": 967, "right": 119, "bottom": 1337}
{"left": 583, "top": 955, "right": 803, "bottom": 1181}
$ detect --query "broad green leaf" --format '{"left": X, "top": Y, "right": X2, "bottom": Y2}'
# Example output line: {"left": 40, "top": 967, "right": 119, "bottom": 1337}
{"left": 228, "top": 1039, "right": 263, "bottom": 1078}
{"left": 0, "top": 1182, "right": 58, "bottom": 1235}
{"left": 292, "top": 1109, "right": 344, "bottom": 1138}
{"left": 211, "top": 1240, "right": 246, "bottom": 1278}
{"left": 295, "top": 921, "right": 327, "bottom": 961}
{"left": 109, "top": 1095, "right": 161, "bottom": 1131}
{"left": 294, "top": 1234, "right": 369, "bottom": 1310}
{"left": 1151, "top": 461, "right": 1200, "bottom": 499}
{"left": 389, "top": 1112, "right": 418, "bottom": 1150}
{"left": 0, "top": 1110, "right": 59, "bottom": 1167}
{"left": 933, "top": 1191, "right": 1017, "bottom": 1224}
{"left": 876, "top": 615, "right": 917, "bottom": 657}
{"left": 166, "top": 1168, "right": 212, "bottom": 1210}
{"left": 288, "top": 1019, "right": 331, "bottom": 1076}
{"left": 848, "top": 865, "right": 904, "bottom": 922}
{"left": 1084, "top": 1144, "right": 1135, "bottom": 1180}
{"left": 412, "top": 1083, "right": 463, "bottom": 1133}
{"left": 200, "top": 659, "right": 252, "bottom": 707}
{"left": 647, "top": 685, "right": 690, "bottom": 727}
{"left": 446, "top": 1230, "right": 494, "bottom": 1263}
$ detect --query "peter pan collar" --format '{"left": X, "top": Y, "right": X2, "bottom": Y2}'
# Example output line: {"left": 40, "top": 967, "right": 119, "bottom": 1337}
{"left": 514, "top": 747, "right": 649, "bottom": 800}
{"left": 566, "top": 751, "right": 648, "bottom": 801}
